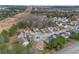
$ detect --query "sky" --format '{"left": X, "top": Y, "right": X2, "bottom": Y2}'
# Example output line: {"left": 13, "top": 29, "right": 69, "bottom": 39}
{"left": 0, "top": 0, "right": 79, "bottom": 5}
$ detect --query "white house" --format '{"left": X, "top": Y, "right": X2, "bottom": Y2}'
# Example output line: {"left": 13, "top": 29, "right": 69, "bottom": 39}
{"left": 17, "top": 32, "right": 29, "bottom": 46}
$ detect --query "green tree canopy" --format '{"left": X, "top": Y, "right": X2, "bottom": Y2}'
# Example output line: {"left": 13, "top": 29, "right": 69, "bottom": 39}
{"left": 9, "top": 24, "right": 17, "bottom": 36}
{"left": 16, "top": 21, "right": 27, "bottom": 29}
{"left": 46, "top": 36, "right": 67, "bottom": 50}
{"left": 1, "top": 30, "right": 9, "bottom": 42}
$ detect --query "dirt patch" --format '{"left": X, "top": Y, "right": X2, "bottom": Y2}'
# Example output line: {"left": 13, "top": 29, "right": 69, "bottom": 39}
{"left": 0, "top": 7, "right": 32, "bottom": 34}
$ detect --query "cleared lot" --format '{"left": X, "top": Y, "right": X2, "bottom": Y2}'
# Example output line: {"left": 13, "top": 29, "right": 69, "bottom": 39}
{"left": 0, "top": 7, "right": 32, "bottom": 34}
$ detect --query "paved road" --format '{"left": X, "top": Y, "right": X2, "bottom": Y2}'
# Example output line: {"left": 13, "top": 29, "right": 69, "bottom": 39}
{"left": 56, "top": 42, "right": 79, "bottom": 54}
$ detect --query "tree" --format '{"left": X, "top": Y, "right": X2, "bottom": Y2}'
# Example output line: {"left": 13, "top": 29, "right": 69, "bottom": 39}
{"left": 1, "top": 30, "right": 9, "bottom": 42}
{"left": 0, "top": 43, "right": 7, "bottom": 53}
{"left": 12, "top": 43, "right": 32, "bottom": 54}
{"left": 12, "top": 44, "right": 25, "bottom": 54}
{"left": 46, "top": 36, "right": 67, "bottom": 50}
{"left": 53, "top": 36, "right": 67, "bottom": 49}
{"left": 9, "top": 24, "right": 17, "bottom": 36}
{"left": 70, "top": 31, "right": 79, "bottom": 41}
{"left": 16, "top": 21, "right": 27, "bottom": 29}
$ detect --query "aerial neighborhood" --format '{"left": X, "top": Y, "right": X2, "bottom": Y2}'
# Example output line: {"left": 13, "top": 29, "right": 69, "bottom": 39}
{"left": 0, "top": 6, "right": 79, "bottom": 53}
